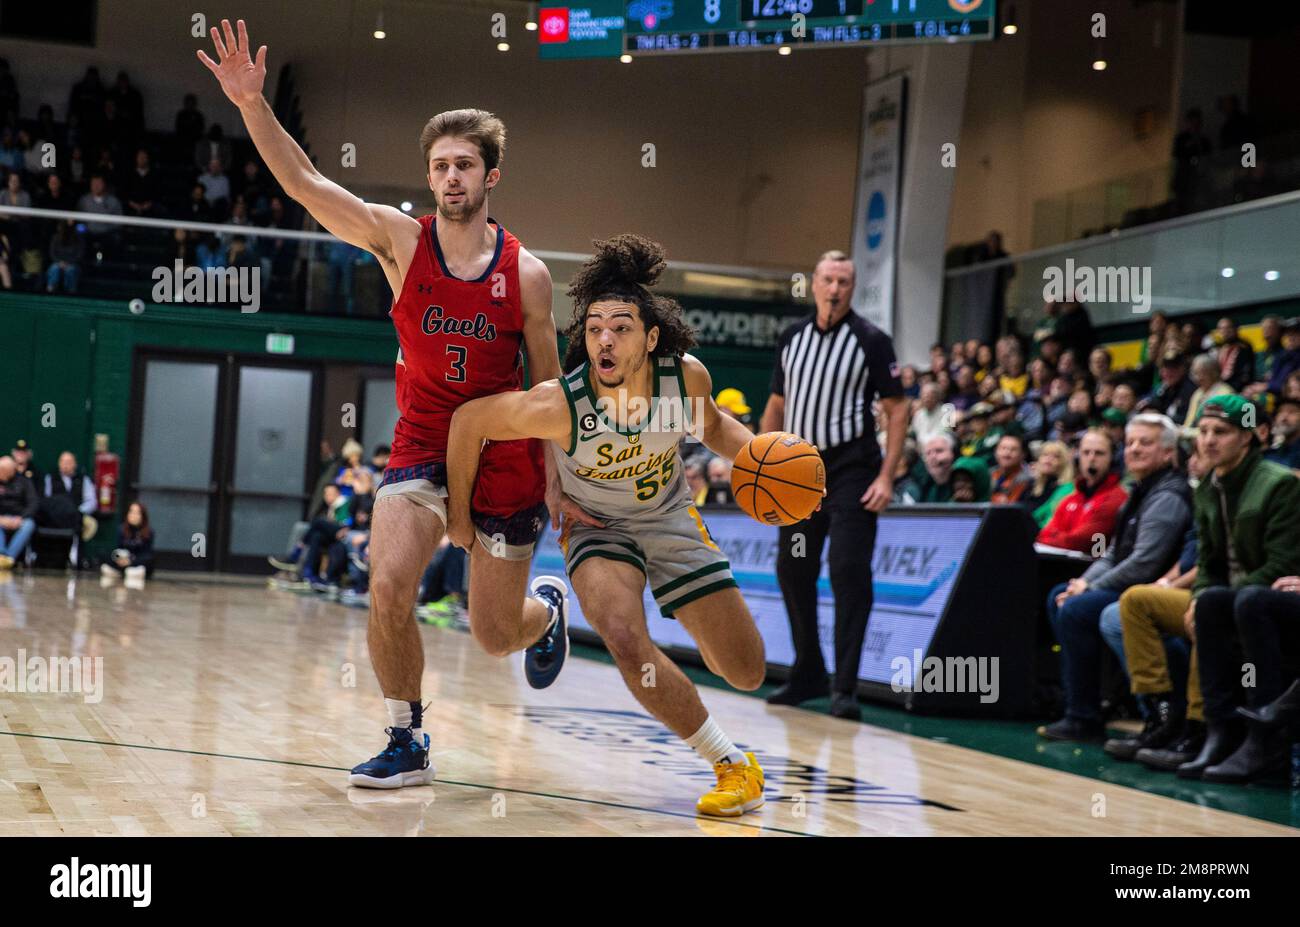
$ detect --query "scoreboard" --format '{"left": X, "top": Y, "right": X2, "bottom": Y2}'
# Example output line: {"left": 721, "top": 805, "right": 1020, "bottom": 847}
{"left": 537, "top": 0, "right": 995, "bottom": 59}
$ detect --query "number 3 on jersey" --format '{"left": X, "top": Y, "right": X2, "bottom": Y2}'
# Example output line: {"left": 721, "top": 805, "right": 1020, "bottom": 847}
{"left": 446, "top": 345, "right": 467, "bottom": 382}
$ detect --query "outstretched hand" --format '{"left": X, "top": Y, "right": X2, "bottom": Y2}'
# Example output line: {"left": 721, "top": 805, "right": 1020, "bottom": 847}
{"left": 196, "top": 18, "right": 267, "bottom": 108}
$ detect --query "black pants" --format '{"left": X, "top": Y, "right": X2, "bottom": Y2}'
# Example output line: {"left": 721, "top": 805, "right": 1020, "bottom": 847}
{"left": 775, "top": 441, "right": 880, "bottom": 696}
{"left": 1195, "top": 585, "right": 1300, "bottom": 722}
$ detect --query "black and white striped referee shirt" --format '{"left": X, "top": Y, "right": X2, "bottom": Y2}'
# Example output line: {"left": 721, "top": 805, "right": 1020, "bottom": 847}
{"left": 770, "top": 311, "right": 904, "bottom": 452}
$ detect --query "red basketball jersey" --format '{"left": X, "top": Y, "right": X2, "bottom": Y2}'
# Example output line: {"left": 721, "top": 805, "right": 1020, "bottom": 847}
{"left": 388, "top": 215, "right": 527, "bottom": 467}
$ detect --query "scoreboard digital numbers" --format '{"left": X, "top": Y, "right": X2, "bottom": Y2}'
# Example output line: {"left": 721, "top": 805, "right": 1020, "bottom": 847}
{"left": 537, "top": 0, "right": 995, "bottom": 59}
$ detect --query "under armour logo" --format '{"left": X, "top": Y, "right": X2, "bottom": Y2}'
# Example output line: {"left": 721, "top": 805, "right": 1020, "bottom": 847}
{"left": 416, "top": 283, "right": 434, "bottom": 294}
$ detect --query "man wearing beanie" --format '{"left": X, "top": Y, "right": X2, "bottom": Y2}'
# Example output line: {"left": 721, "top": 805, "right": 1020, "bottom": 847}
{"left": 1180, "top": 394, "right": 1300, "bottom": 783}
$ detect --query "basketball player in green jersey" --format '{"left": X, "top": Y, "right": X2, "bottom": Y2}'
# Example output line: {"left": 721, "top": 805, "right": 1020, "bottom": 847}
{"left": 445, "top": 235, "right": 775, "bottom": 817}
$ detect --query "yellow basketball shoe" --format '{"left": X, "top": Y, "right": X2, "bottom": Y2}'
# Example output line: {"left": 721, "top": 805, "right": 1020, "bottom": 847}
{"left": 697, "top": 752, "right": 765, "bottom": 817}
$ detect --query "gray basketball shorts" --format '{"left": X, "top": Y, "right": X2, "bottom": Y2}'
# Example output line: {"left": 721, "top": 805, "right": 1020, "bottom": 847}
{"left": 559, "top": 503, "right": 738, "bottom": 617}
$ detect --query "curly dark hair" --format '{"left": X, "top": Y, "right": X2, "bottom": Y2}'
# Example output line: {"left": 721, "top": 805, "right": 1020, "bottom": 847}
{"left": 561, "top": 234, "right": 697, "bottom": 372}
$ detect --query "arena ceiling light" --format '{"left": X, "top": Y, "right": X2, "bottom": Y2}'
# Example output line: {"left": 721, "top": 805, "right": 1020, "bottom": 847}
{"left": 526, "top": 3, "right": 538, "bottom": 30}
{"left": 1002, "top": 4, "right": 1017, "bottom": 35}
{"left": 374, "top": 10, "right": 386, "bottom": 39}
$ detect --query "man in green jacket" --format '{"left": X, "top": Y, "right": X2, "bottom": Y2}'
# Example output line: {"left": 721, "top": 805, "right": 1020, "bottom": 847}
{"left": 1180, "top": 394, "right": 1300, "bottom": 783}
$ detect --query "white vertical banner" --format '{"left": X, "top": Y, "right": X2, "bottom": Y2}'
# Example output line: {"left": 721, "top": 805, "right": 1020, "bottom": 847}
{"left": 850, "top": 73, "right": 907, "bottom": 335}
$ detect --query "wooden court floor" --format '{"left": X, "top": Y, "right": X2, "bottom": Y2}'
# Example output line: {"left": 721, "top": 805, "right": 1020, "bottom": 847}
{"left": 0, "top": 570, "right": 1294, "bottom": 837}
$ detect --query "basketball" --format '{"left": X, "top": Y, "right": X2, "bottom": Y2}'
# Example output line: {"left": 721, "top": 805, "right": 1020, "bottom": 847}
{"left": 730, "top": 432, "right": 825, "bottom": 526}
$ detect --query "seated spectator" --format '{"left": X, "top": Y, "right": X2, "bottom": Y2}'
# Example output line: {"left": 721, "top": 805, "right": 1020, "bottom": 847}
{"left": 269, "top": 483, "right": 352, "bottom": 584}
{"left": 0, "top": 455, "right": 38, "bottom": 569}
{"left": 1043, "top": 376, "right": 1072, "bottom": 431}
{"left": 949, "top": 456, "right": 990, "bottom": 503}
{"left": 0, "top": 170, "right": 31, "bottom": 209}
{"left": 1251, "top": 314, "right": 1283, "bottom": 388}
{"left": 1024, "top": 440, "right": 1075, "bottom": 528}
{"left": 1110, "top": 381, "right": 1138, "bottom": 418}
{"left": 899, "top": 433, "right": 957, "bottom": 504}
{"left": 1213, "top": 316, "right": 1254, "bottom": 393}
{"left": 1180, "top": 353, "right": 1232, "bottom": 440}
{"left": 1262, "top": 318, "right": 1300, "bottom": 399}
{"left": 46, "top": 220, "right": 85, "bottom": 293}
{"left": 101, "top": 500, "right": 154, "bottom": 582}
{"left": 233, "top": 158, "right": 274, "bottom": 220}
{"left": 40, "top": 453, "right": 97, "bottom": 566}
{"left": 973, "top": 343, "right": 995, "bottom": 382}
{"left": 1037, "top": 429, "right": 1127, "bottom": 553}
{"left": 701, "top": 456, "right": 734, "bottom": 507}
{"left": 950, "top": 364, "right": 979, "bottom": 412}
{"left": 899, "top": 364, "right": 919, "bottom": 399}
{"left": 333, "top": 439, "right": 372, "bottom": 495}
{"left": 12, "top": 438, "right": 40, "bottom": 484}
{"left": 1100, "top": 408, "right": 1128, "bottom": 473}
{"left": 958, "top": 402, "right": 995, "bottom": 459}
{"left": 195, "top": 233, "right": 224, "bottom": 270}
{"left": 1184, "top": 395, "right": 1300, "bottom": 783}
{"left": 194, "top": 123, "right": 232, "bottom": 173}
{"left": 1139, "top": 352, "right": 1197, "bottom": 423}
{"left": 1038, "top": 414, "right": 1190, "bottom": 743}
{"left": 182, "top": 182, "right": 214, "bottom": 223}
{"left": 0, "top": 127, "right": 23, "bottom": 172}
{"left": 998, "top": 348, "right": 1028, "bottom": 399}
{"left": 715, "top": 388, "right": 755, "bottom": 432}
{"left": 174, "top": 93, "right": 206, "bottom": 156}
{"left": 75, "top": 172, "right": 123, "bottom": 253}
{"left": 1105, "top": 524, "right": 1200, "bottom": 768}
{"left": 1284, "top": 369, "right": 1300, "bottom": 403}
{"left": 197, "top": 157, "right": 231, "bottom": 214}
{"left": 123, "top": 148, "right": 161, "bottom": 218}
{"left": 910, "top": 381, "right": 954, "bottom": 446}
{"left": 370, "top": 444, "right": 391, "bottom": 473}
{"left": 1263, "top": 396, "right": 1300, "bottom": 471}
{"left": 685, "top": 461, "right": 707, "bottom": 506}
{"left": 416, "top": 536, "right": 467, "bottom": 624}
{"left": 1087, "top": 347, "right": 1112, "bottom": 387}
{"left": 1050, "top": 410, "right": 1089, "bottom": 446}
{"left": 1057, "top": 349, "right": 1083, "bottom": 386}
{"left": 989, "top": 433, "right": 1032, "bottom": 504}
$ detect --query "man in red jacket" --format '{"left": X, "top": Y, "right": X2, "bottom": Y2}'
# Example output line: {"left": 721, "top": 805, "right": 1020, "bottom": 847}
{"left": 1037, "top": 429, "right": 1127, "bottom": 553}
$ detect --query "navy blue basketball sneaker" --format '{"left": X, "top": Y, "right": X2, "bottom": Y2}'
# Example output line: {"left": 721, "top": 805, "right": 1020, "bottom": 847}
{"left": 348, "top": 726, "right": 435, "bottom": 789}
{"left": 524, "top": 575, "right": 570, "bottom": 689}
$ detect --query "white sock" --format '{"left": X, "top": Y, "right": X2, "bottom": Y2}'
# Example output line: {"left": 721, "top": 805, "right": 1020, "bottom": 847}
{"left": 685, "top": 716, "right": 745, "bottom": 767}
{"left": 385, "top": 697, "right": 423, "bottom": 745}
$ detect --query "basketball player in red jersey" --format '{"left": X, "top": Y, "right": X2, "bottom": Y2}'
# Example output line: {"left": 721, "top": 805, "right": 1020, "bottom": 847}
{"left": 200, "top": 19, "right": 589, "bottom": 788}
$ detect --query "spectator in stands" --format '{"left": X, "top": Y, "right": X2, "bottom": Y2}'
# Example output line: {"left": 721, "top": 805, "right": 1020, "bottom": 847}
{"left": 989, "top": 433, "right": 1032, "bottom": 503}
{"left": 198, "top": 157, "right": 231, "bottom": 213}
{"left": 1264, "top": 317, "right": 1300, "bottom": 399}
{"left": 958, "top": 402, "right": 994, "bottom": 459}
{"left": 899, "top": 364, "right": 919, "bottom": 399}
{"left": 1053, "top": 301, "right": 1095, "bottom": 362}
{"left": 701, "top": 456, "right": 734, "bottom": 507}
{"left": 370, "top": 444, "right": 391, "bottom": 473}
{"left": 269, "top": 483, "right": 352, "bottom": 584}
{"left": 101, "top": 500, "right": 154, "bottom": 582}
{"left": 1039, "top": 413, "right": 1190, "bottom": 743}
{"left": 910, "top": 381, "right": 954, "bottom": 446}
{"left": 1140, "top": 352, "right": 1196, "bottom": 424}
{"left": 182, "top": 182, "right": 214, "bottom": 223}
{"left": 46, "top": 220, "right": 85, "bottom": 294}
{"left": 11, "top": 439, "right": 38, "bottom": 485}
{"left": 259, "top": 195, "right": 298, "bottom": 282}
{"left": 233, "top": 158, "right": 273, "bottom": 220}
{"left": 68, "top": 66, "right": 106, "bottom": 131}
{"left": 1213, "top": 317, "right": 1254, "bottom": 393}
{"left": 1088, "top": 347, "right": 1111, "bottom": 387}
{"left": 1101, "top": 408, "right": 1128, "bottom": 472}
{"left": 1184, "top": 395, "right": 1300, "bottom": 782}
{"left": 332, "top": 439, "right": 372, "bottom": 495}
{"left": 123, "top": 148, "right": 161, "bottom": 218}
{"left": 0, "top": 128, "right": 23, "bottom": 172}
{"left": 1252, "top": 315, "right": 1284, "bottom": 388}
{"left": 1025, "top": 440, "right": 1075, "bottom": 528}
{"left": 195, "top": 233, "right": 223, "bottom": 270}
{"left": 76, "top": 172, "right": 123, "bottom": 253}
{"left": 37, "top": 172, "right": 74, "bottom": 215}
{"left": 170, "top": 227, "right": 197, "bottom": 265}
{"left": 194, "top": 123, "right": 232, "bottom": 173}
{"left": 0, "top": 171, "right": 31, "bottom": 258}
{"left": 107, "top": 72, "right": 144, "bottom": 136}
{"left": 1106, "top": 524, "right": 1201, "bottom": 768}
{"left": 1066, "top": 386, "right": 1096, "bottom": 425}
{"left": 685, "top": 461, "right": 707, "bottom": 507}
{"left": 996, "top": 347, "right": 1027, "bottom": 400}
{"left": 949, "top": 364, "right": 978, "bottom": 412}
{"left": 1180, "top": 353, "right": 1232, "bottom": 440}
{"left": 973, "top": 343, "right": 995, "bottom": 382}
{"left": 1037, "top": 429, "right": 1127, "bottom": 553}
{"left": 1, "top": 170, "right": 30, "bottom": 209}
{"left": 1111, "top": 381, "right": 1138, "bottom": 418}
{"left": 1264, "top": 396, "right": 1300, "bottom": 472}
{"left": 900, "top": 433, "right": 957, "bottom": 503}
{"left": 174, "top": 93, "right": 206, "bottom": 155}
{"left": 0, "top": 455, "right": 38, "bottom": 569}
{"left": 949, "top": 456, "right": 989, "bottom": 503}
{"left": 415, "top": 536, "right": 467, "bottom": 622}
{"left": 326, "top": 239, "right": 366, "bottom": 314}
{"left": 66, "top": 146, "right": 87, "bottom": 191}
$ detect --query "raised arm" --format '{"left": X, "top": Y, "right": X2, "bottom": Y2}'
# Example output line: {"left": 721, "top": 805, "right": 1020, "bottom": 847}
{"left": 444, "top": 380, "right": 572, "bottom": 550}
{"left": 198, "top": 19, "right": 417, "bottom": 267}
{"left": 682, "top": 354, "right": 755, "bottom": 463}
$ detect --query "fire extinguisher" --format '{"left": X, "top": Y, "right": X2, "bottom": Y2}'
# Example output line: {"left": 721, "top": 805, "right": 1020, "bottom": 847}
{"left": 93, "top": 433, "right": 120, "bottom": 515}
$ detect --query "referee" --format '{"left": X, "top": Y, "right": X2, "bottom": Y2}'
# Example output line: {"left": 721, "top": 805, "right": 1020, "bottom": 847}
{"left": 759, "top": 250, "right": 908, "bottom": 719}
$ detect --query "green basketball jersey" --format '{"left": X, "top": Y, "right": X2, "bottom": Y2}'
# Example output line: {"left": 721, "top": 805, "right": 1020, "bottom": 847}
{"left": 555, "top": 355, "right": 694, "bottom": 521}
